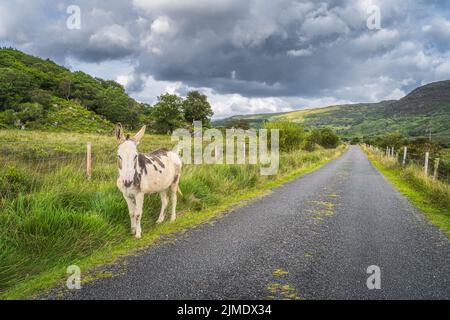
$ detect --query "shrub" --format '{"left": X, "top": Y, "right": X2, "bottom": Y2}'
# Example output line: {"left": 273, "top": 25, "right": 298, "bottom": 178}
{"left": 318, "top": 128, "right": 340, "bottom": 149}
{"left": 304, "top": 129, "right": 321, "bottom": 151}
{"left": 304, "top": 128, "right": 341, "bottom": 150}
{"left": 264, "top": 121, "right": 306, "bottom": 152}
{"left": 0, "top": 165, "right": 37, "bottom": 199}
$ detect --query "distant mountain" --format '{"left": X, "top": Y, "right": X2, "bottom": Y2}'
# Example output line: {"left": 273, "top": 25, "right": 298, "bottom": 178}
{"left": 214, "top": 80, "right": 450, "bottom": 145}
{"left": 0, "top": 48, "right": 148, "bottom": 133}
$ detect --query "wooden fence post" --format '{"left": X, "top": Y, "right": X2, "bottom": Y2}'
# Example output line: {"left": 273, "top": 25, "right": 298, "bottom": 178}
{"left": 391, "top": 147, "right": 395, "bottom": 159}
{"left": 402, "top": 146, "right": 407, "bottom": 166}
{"left": 87, "top": 142, "right": 92, "bottom": 181}
{"left": 424, "top": 152, "right": 429, "bottom": 176}
{"left": 433, "top": 158, "right": 440, "bottom": 180}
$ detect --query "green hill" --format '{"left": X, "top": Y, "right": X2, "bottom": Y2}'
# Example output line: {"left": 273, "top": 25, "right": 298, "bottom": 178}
{"left": 214, "top": 81, "right": 450, "bottom": 145}
{"left": 0, "top": 48, "right": 149, "bottom": 133}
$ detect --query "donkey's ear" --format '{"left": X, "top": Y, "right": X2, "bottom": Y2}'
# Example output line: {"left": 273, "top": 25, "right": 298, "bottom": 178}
{"left": 133, "top": 125, "right": 146, "bottom": 144}
{"left": 115, "top": 123, "right": 125, "bottom": 143}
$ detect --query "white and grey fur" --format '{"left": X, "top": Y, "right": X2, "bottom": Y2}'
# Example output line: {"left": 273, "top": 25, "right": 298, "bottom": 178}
{"left": 116, "top": 124, "right": 182, "bottom": 238}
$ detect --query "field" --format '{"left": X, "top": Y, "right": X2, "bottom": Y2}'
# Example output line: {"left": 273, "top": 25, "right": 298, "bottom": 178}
{"left": 0, "top": 129, "right": 345, "bottom": 298}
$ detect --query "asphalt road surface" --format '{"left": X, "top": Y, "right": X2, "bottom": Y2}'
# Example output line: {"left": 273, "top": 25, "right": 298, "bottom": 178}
{"left": 57, "top": 146, "right": 450, "bottom": 300}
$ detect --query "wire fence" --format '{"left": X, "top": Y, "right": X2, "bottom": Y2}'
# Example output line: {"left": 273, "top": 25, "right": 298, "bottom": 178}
{"left": 0, "top": 142, "right": 117, "bottom": 180}
{"left": 366, "top": 144, "right": 450, "bottom": 183}
{"left": 2, "top": 140, "right": 449, "bottom": 189}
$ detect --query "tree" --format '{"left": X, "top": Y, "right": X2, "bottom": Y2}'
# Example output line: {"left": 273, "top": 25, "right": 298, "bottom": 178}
{"left": 182, "top": 91, "right": 213, "bottom": 127}
{"left": 94, "top": 87, "right": 140, "bottom": 127}
{"left": 0, "top": 67, "right": 35, "bottom": 110}
{"left": 151, "top": 93, "right": 185, "bottom": 134}
{"left": 71, "top": 71, "right": 103, "bottom": 109}
{"left": 318, "top": 128, "right": 340, "bottom": 148}
{"left": 350, "top": 136, "right": 361, "bottom": 145}
{"left": 304, "top": 129, "right": 321, "bottom": 151}
{"left": 31, "top": 89, "right": 52, "bottom": 108}
{"left": 373, "top": 132, "right": 407, "bottom": 150}
{"left": 16, "top": 102, "right": 44, "bottom": 123}
{"left": 57, "top": 76, "right": 73, "bottom": 100}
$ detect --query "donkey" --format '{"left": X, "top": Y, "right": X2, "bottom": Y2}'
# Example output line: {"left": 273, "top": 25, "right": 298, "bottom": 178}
{"left": 115, "top": 124, "right": 182, "bottom": 238}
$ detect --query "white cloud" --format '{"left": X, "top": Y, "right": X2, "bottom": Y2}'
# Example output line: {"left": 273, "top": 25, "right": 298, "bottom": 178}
{"left": 422, "top": 17, "right": 450, "bottom": 50}
{"left": 435, "top": 60, "right": 450, "bottom": 79}
{"left": 133, "top": 0, "right": 241, "bottom": 15}
{"left": 301, "top": 11, "right": 349, "bottom": 38}
{"left": 89, "top": 24, "right": 132, "bottom": 48}
{"left": 150, "top": 16, "right": 173, "bottom": 35}
{"left": 384, "top": 88, "right": 406, "bottom": 100}
{"left": 351, "top": 29, "right": 400, "bottom": 52}
{"left": 287, "top": 48, "right": 312, "bottom": 57}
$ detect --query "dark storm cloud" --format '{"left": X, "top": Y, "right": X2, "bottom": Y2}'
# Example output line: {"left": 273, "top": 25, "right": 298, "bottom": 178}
{"left": 1, "top": 0, "right": 450, "bottom": 105}
{"left": 0, "top": 0, "right": 139, "bottom": 63}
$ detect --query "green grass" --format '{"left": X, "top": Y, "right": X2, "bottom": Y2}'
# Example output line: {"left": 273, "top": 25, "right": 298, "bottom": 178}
{"left": 363, "top": 145, "right": 450, "bottom": 237}
{"left": 0, "top": 130, "right": 346, "bottom": 299}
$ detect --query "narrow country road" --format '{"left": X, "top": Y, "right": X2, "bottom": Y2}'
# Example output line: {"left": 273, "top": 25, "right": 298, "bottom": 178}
{"left": 56, "top": 146, "right": 450, "bottom": 300}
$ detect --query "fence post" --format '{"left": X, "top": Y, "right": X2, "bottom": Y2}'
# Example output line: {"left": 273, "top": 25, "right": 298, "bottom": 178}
{"left": 402, "top": 147, "right": 407, "bottom": 166}
{"left": 433, "top": 158, "right": 440, "bottom": 180}
{"left": 86, "top": 142, "right": 92, "bottom": 181}
{"left": 391, "top": 147, "right": 395, "bottom": 159}
{"left": 386, "top": 146, "right": 389, "bottom": 157}
{"left": 424, "top": 152, "right": 429, "bottom": 176}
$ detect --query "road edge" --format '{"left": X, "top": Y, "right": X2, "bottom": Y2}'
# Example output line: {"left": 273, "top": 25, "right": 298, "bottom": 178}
{"left": 363, "top": 146, "right": 450, "bottom": 238}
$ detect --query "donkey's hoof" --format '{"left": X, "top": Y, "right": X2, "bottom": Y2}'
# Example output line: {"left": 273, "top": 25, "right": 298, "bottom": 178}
{"left": 135, "top": 233, "right": 141, "bottom": 239}
{"left": 156, "top": 219, "right": 164, "bottom": 224}
{"left": 170, "top": 217, "right": 176, "bottom": 222}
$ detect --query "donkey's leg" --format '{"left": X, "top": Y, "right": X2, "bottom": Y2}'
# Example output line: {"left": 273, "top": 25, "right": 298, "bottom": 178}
{"left": 134, "top": 193, "right": 145, "bottom": 239}
{"left": 170, "top": 184, "right": 178, "bottom": 222}
{"left": 124, "top": 195, "right": 136, "bottom": 235}
{"left": 156, "top": 191, "right": 168, "bottom": 224}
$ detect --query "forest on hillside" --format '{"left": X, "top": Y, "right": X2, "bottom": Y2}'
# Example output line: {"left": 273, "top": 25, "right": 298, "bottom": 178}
{"left": 0, "top": 48, "right": 213, "bottom": 133}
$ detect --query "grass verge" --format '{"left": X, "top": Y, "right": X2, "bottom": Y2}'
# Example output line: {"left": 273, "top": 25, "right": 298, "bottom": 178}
{"left": 0, "top": 131, "right": 346, "bottom": 299}
{"left": 363, "top": 145, "right": 450, "bottom": 237}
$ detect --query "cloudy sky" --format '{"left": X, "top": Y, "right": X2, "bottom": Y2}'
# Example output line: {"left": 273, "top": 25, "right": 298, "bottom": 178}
{"left": 1, "top": 0, "right": 449, "bottom": 118}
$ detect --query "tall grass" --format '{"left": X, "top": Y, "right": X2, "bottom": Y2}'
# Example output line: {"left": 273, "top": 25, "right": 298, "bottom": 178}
{"left": 364, "top": 146, "right": 450, "bottom": 209}
{"left": 0, "top": 130, "right": 345, "bottom": 295}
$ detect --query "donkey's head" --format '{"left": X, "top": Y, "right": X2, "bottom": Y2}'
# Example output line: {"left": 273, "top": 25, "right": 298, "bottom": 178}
{"left": 116, "top": 124, "right": 146, "bottom": 187}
